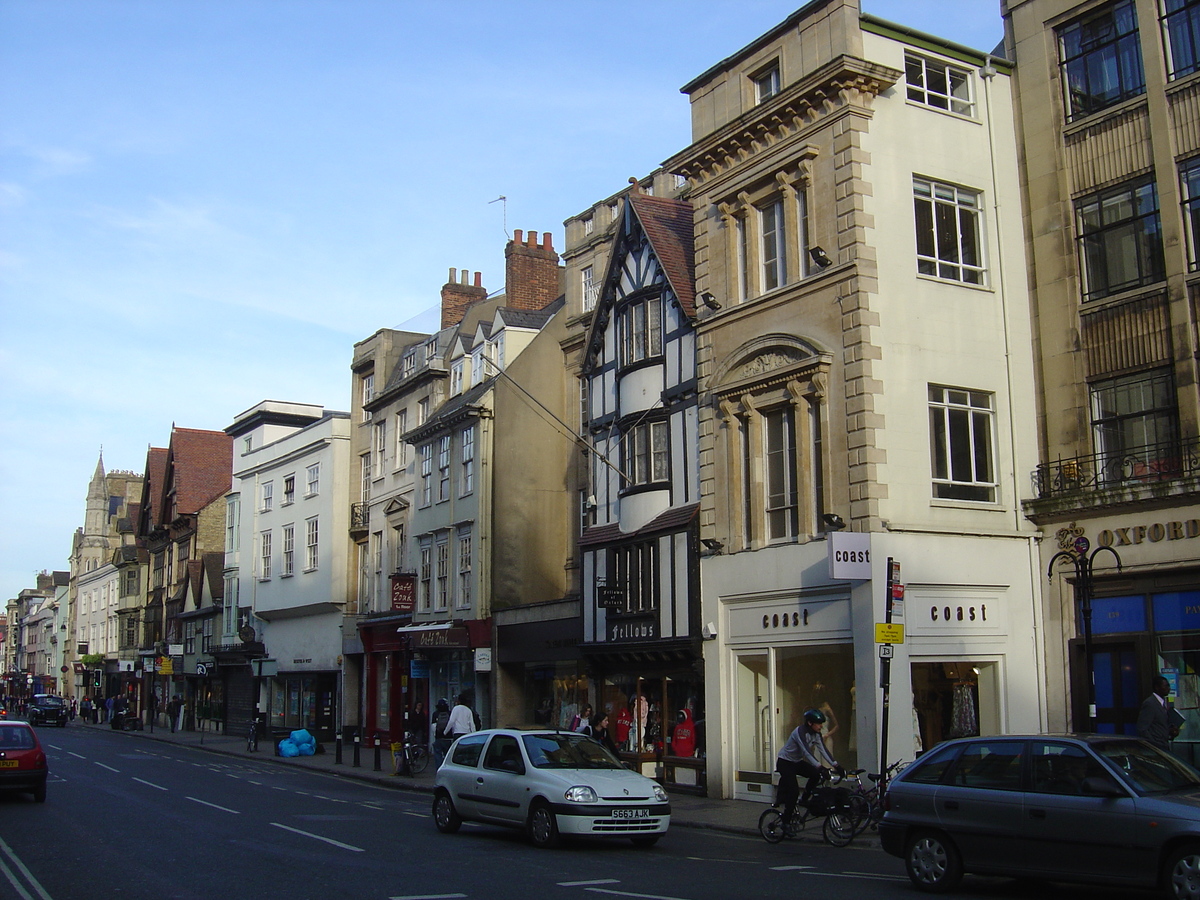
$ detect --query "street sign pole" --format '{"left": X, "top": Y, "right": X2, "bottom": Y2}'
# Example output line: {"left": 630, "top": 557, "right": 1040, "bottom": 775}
{"left": 879, "top": 557, "right": 899, "bottom": 782}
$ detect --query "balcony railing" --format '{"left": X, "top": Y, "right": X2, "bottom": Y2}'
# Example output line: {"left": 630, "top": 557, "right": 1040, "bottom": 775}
{"left": 350, "top": 502, "right": 369, "bottom": 531}
{"left": 1032, "top": 439, "right": 1200, "bottom": 499}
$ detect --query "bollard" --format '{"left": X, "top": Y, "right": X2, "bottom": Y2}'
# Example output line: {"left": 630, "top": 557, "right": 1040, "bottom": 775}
{"left": 374, "top": 735, "right": 382, "bottom": 772}
{"left": 353, "top": 732, "right": 361, "bottom": 768}
{"left": 335, "top": 734, "right": 342, "bottom": 765}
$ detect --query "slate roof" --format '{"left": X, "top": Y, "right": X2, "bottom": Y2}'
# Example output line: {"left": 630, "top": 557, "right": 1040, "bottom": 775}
{"left": 140, "top": 447, "right": 169, "bottom": 531}
{"left": 168, "top": 427, "right": 233, "bottom": 515}
{"left": 578, "top": 503, "right": 700, "bottom": 548}
{"left": 628, "top": 192, "right": 696, "bottom": 318}
{"left": 496, "top": 298, "right": 563, "bottom": 330}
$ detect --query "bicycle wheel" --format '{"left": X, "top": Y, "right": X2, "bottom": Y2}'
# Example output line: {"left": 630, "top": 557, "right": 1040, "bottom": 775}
{"left": 409, "top": 745, "right": 430, "bottom": 774}
{"left": 758, "top": 807, "right": 786, "bottom": 844}
{"left": 823, "top": 811, "right": 856, "bottom": 847}
{"left": 846, "top": 792, "right": 872, "bottom": 836}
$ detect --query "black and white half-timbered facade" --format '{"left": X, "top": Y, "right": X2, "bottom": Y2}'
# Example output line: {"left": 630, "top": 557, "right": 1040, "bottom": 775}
{"left": 579, "top": 190, "right": 706, "bottom": 793}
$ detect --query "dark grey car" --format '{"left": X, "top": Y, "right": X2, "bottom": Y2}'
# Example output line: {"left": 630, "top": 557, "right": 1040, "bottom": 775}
{"left": 879, "top": 734, "right": 1200, "bottom": 898}
{"left": 27, "top": 694, "right": 68, "bottom": 728}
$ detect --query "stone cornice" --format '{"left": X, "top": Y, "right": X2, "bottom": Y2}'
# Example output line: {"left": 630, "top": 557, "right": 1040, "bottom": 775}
{"left": 665, "top": 55, "right": 900, "bottom": 188}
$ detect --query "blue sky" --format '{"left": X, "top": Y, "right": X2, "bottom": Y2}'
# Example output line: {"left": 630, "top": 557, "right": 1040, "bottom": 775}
{"left": 0, "top": 0, "right": 1005, "bottom": 601}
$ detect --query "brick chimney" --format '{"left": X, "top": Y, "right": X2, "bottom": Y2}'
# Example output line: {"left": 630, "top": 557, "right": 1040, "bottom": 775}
{"left": 441, "top": 268, "right": 488, "bottom": 329}
{"left": 505, "top": 229, "right": 561, "bottom": 311}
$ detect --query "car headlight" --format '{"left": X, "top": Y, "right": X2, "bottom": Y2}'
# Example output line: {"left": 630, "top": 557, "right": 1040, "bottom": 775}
{"left": 652, "top": 784, "right": 668, "bottom": 802}
{"left": 564, "top": 785, "right": 598, "bottom": 803}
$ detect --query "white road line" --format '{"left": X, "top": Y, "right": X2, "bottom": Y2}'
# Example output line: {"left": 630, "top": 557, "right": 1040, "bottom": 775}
{"left": 186, "top": 797, "right": 240, "bottom": 814}
{"left": 389, "top": 895, "right": 468, "bottom": 900}
{"left": 585, "top": 889, "right": 689, "bottom": 900}
{"left": 401, "top": 811, "right": 425, "bottom": 818}
{"left": 770, "top": 866, "right": 815, "bottom": 871}
{"left": 68, "top": 752, "right": 85, "bottom": 760}
{"left": 94, "top": 762, "right": 119, "bottom": 773}
{"left": 247, "top": 780, "right": 263, "bottom": 785}
{"left": 0, "top": 835, "right": 52, "bottom": 900}
{"left": 271, "top": 823, "right": 364, "bottom": 852}
{"left": 559, "top": 880, "right": 621, "bottom": 886}
{"left": 133, "top": 778, "right": 167, "bottom": 791}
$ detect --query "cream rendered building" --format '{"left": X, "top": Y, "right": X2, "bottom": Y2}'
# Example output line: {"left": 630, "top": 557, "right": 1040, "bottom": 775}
{"left": 665, "top": 0, "right": 1043, "bottom": 800}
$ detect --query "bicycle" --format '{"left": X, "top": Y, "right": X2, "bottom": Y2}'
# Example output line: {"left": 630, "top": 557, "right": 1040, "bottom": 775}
{"left": 247, "top": 717, "right": 261, "bottom": 753}
{"left": 391, "top": 731, "right": 430, "bottom": 775}
{"left": 841, "top": 759, "right": 908, "bottom": 837}
{"left": 758, "top": 770, "right": 857, "bottom": 847}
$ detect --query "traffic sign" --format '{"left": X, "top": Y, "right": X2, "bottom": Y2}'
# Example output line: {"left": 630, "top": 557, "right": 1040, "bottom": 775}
{"left": 878, "top": 644, "right": 894, "bottom": 659}
{"left": 875, "top": 622, "right": 905, "bottom": 644}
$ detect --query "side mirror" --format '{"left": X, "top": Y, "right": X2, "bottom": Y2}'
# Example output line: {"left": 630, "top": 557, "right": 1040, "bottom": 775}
{"left": 1082, "top": 776, "right": 1126, "bottom": 797}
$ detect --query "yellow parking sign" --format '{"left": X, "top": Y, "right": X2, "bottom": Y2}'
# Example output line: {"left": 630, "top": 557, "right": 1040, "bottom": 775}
{"left": 875, "top": 623, "right": 905, "bottom": 644}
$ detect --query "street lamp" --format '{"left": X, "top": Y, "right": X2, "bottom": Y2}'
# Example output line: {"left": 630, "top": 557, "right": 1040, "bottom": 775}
{"left": 1047, "top": 536, "right": 1122, "bottom": 732}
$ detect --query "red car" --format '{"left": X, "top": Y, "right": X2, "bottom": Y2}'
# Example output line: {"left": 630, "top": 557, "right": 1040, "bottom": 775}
{"left": 0, "top": 721, "right": 48, "bottom": 802}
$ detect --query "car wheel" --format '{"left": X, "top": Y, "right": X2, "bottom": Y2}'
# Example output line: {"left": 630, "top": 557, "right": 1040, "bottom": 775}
{"left": 432, "top": 791, "right": 461, "bottom": 834}
{"left": 631, "top": 835, "right": 659, "bottom": 848}
{"left": 528, "top": 801, "right": 561, "bottom": 849}
{"left": 905, "top": 830, "right": 963, "bottom": 893}
{"left": 1167, "top": 843, "right": 1200, "bottom": 900}
{"left": 32, "top": 783, "right": 46, "bottom": 803}
{"left": 758, "top": 807, "right": 786, "bottom": 844}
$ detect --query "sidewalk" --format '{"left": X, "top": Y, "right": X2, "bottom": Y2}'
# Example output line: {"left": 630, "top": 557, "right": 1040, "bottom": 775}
{"left": 81, "top": 719, "right": 869, "bottom": 845}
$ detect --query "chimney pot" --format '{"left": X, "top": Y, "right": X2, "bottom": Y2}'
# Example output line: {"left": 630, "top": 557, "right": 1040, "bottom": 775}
{"left": 460, "top": 269, "right": 469, "bottom": 284}
{"left": 449, "top": 267, "right": 457, "bottom": 283}
{"left": 514, "top": 229, "right": 523, "bottom": 245}
{"left": 474, "top": 272, "right": 482, "bottom": 287}
{"left": 527, "top": 231, "right": 537, "bottom": 247}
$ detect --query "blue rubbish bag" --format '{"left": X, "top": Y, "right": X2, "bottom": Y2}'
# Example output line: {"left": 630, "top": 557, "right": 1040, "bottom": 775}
{"left": 278, "top": 739, "right": 300, "bottom": 757}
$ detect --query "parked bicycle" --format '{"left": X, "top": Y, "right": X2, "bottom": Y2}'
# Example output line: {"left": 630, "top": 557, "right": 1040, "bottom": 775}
{"left": 758, "top": 770, "right": 857, "bottom": 847}
{"left": 841, "top": 759, "right": 908, "bottom": 837}
{"left": 391, "top": 731, "right": 430, "bottom": 775}
{"left": 247, "top": 716, "right": 262, "bottom": 752}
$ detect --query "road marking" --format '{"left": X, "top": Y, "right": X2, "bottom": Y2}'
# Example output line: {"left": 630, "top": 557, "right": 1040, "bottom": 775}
{"left": 248, "top": 780, "right": 263, "bottom": 785}
{"left": 819, "top": 873, "right": 907, "bottom": 883}
{"left": 0, "top": 834, "right": 52, "bottom": 900}
{"left": 133, "top": 778, "right": 167, "bottom": 791}
{"left": 271, "top": 823, "right": 364, "bottom": 852}
{"left": 770, "top": 866, "right": 815, "bottom": 871}
{"left": 401, "top": 811, "right": 425, "bottom": 818}
{"left": 389, "top": 895, "right": 467, "bottom": 900}
{"left": 186, "top": 797, "right": 240, "bottom": 814}
{"left": 68, "top": 752, "right": 86, "bottom": 760}
{"left": 95, "top": 762, "right": 120, "bottom": 773}
{"left": 584, "top": 889, "right": 689, "bottom": 900}
{"left": 560, "top": 880, "right": 621, "bottom": 886}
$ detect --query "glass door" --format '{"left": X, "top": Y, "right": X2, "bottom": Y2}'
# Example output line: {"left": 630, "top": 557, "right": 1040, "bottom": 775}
{"left": 734, "top": 652, "right": 773, "bottom": 801}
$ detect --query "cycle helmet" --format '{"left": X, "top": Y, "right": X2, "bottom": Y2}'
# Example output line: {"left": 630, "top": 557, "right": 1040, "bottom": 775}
{"left": 803, "top": 708, "right": 827, "bottom": 726}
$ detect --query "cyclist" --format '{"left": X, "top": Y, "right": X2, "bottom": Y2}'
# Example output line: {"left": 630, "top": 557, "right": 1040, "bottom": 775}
{"left": 775, "top": 708, "right": 844, "bottom": 828}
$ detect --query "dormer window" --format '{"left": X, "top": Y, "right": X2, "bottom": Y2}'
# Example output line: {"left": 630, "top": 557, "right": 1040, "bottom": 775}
{"left": 753, "top": 63, "right": 781, "bottom": 104}
{"left": 402, "top": 352, "right": 416, "bottom": 377}
{"left": 424, "top": 338, "right": 437, "bottom": 362}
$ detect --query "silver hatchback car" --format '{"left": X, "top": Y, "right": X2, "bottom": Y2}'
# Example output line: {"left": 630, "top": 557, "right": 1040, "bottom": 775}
{"left": 880, "top": 734, "right": 1200, "bottom": 897}
{"left": 433, "top": 728, "right": 670, "bottom": 848}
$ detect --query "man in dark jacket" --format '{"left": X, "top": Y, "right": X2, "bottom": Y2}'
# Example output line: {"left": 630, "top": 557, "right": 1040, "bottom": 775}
{"left": 1137, "top": 674, "right": 1177, "bottom": 751}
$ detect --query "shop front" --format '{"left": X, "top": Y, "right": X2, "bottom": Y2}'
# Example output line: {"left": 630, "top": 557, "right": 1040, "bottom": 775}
{"left": 1044, "top": 510, "right": 1200, "bottom": 766}
{"left": 495, "top": 606, "right": 586, "bottom": 729}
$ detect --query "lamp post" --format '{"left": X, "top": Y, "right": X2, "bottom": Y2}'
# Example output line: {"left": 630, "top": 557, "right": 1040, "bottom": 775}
{"left": 1047, "top": 537, "right": 1122, "bottom": 732}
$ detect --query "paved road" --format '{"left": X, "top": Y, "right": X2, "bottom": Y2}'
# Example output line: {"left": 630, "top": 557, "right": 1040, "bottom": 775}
{"left": 0, "top": 725, "right": 1162, "bottom": 900}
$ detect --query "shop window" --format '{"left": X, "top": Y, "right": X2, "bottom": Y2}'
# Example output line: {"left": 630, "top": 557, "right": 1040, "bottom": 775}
{"left": 525, "top": 665, "right": 590, "bottom": 731}
{"left": 912, "top": 661, "right": 1000, "bottom": 752}
{"left": 600, "top": 674, "right": 705, "bottom": 761}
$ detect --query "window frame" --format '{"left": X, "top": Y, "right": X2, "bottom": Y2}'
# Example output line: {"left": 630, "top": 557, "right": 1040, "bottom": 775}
{"left": 905, "top": 51, "right": 975, "bottom": 117}
{"left": 305, "top": 517, "right": 319, "bottom": 571}
{"left": 420, "top": 443, "right": 433, "bottom": 507}
{"left": 928, "top": 384, "right": 998, "bottom": 503}
{"left": 305, "top": 463, "right": 320, "bottom": 497}
{"left": 1058, "top": 0, "right": 1146, "bottom": 122}
{"left": 438, "top": 434, "right": 452, "bottom": 502}
{"left": 259, "top": 530, "right": 273, "bottom": 580}
{"left": 1076, "top": 176, "right": 1164, "bottom": 301}
{"left": 460, "top": 426, "right": 475, "bottom": 495}
{"left": 457, "top": 528, "right": 472, "bottom": 611}
{"left": 753, "top": 62, "right": 781, "bottom": 104}
{"left": 620, "top": 419, "right": 669, "bottom": 489}
{"left": 618, "top": 294, "right": 663, "bottom": 367}
{"left": 759, "top": 198, "right": 788, "bottom": 291}
{"left": 281, "top": 524, "right": 295, "bottom": 577}
{"left": 914, "top": 176, "right": 985, "bottom": 285}
{"left": 1163, "top": 0, "right": 1200, "bottom": 81}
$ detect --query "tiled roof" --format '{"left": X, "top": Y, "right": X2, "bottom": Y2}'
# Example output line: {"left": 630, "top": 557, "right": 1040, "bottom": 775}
{"left": 141, "top": 447, "right": 169, "bottom": 527}
{"left": 579, "top": 503, "right": 700, "bottom": 548}
{"left": 629, "top": 193, "right": 696, "bottom": 318}
{"left": 169, "top": 427, "right": 233, "bottom": 515}
{"left": 496, "top": 300, "right": 562, "bottom": 330}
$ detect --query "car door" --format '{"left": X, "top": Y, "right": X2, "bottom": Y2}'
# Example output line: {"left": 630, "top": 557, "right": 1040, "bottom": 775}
{"left": 1022, "top": 740, "right": 1142, "bottom": 882}
{"left": 935, "top": 739, "right": 1027, "bottom": 873}
{"left": 443, "top": 733, "right": 488, "bottom": 820}
{"left": 473, "top": 734, "right": 529, "bottom": 825}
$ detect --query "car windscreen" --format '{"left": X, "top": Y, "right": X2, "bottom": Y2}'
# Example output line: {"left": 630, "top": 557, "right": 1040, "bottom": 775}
{"left": 522, "top": 733, "right": 624, "bottom": 769}
{"left": 35, "top": 697, "right": 64, "bottom": 708}
{"left": 0, "top": 727, "right": 35, "bottom": 750}
{"left": 1093, "top": 740, "right": 1200, "bottom": 794}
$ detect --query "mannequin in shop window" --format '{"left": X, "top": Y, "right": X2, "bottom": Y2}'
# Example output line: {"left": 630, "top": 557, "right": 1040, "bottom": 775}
{"left": 671, "top": 709, "right": 696, "bottom": 757}
{"left": 810, "top": 682, "right": 839, "bottom": 757}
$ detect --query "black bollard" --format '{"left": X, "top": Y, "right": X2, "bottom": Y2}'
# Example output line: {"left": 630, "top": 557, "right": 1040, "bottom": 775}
{"left": 374, "top": 735, "right": 382, "bottom": 772}
{"left": 335, "top": 734, "right": 342, "bottom": 765}
{"left": 353, "top": 732, "right": 361, "bottom": 768}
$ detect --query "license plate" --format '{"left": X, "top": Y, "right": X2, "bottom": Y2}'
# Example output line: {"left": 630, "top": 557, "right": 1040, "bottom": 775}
{"left": 611, "top": 807, "right": 649, "bottom": 819}
{"left": 0, "top": 760, "right": 18, "bottom": 768}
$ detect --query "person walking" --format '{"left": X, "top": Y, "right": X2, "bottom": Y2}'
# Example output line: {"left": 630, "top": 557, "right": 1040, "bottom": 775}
{"left": 168, "top": 695, "right": 183, "bottom": 734}
{"left": 444, "top": 693, "right": 477, "bottom": 742}
{"left": 1137, "top": 674, "right": 1179, "bottom": 751}
{"left": 432, "top": 699, "right": 452, "bottom": 765}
